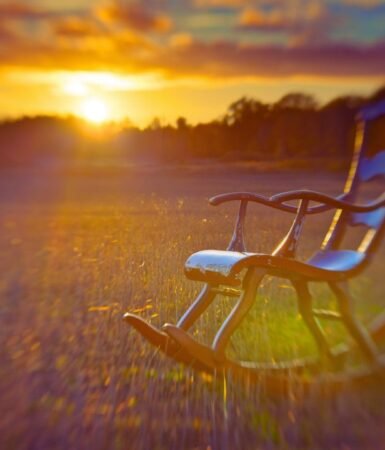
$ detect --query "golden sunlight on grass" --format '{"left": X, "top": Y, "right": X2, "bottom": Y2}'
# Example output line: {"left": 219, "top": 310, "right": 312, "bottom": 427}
{"left": 80, "top": 97, "right": 109, "bottom": 124}
{"left": 1, "top": 167, "right": 385, "bottom": 449}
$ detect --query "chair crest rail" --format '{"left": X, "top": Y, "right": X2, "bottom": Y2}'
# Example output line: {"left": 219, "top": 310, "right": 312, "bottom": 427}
{"left": 210, "top": 190, "right": 385, "bottom": 215}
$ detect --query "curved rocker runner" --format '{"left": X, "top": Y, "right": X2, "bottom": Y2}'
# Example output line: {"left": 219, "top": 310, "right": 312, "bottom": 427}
{"left": 124, "top": 99, "right": 385, "bottom": 391}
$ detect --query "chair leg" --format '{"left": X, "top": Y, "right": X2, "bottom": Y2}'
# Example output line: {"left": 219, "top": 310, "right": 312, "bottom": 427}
{"left": 176, "top": 284, "right": 217, "bottom": 331}
{"left": 212, "top": 268, "right": 266, "bottom": 360}
{"left": 292, "top": 280, "right": 334, "bottom": 363}
{"left": 329, "top": 282, "right": 379, "bottom": 365}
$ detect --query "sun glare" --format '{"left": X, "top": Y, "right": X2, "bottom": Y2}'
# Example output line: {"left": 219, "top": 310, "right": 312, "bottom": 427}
{"left": 80, "top": 98, "right": 109, "bottom": 124}
{"left": 64, "top": 80, "right": 89, "bottom": 96}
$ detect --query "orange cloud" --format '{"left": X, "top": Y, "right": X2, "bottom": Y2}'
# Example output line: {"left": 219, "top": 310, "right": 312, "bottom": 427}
{"left": 0, "top": 23, "right": 19, "bottom": 42}
{"left": 238, "top": 2, "right": 329, "bottom": 32}
{"left": 1, "top": 31, "right": 385, "bottom": 80}
{"left": 194, "top": 0, "right": 249, "bottom": 7}
{"left": 239, "top": 8, "right": 289, "bottom": 30}
{"left": 98, "top": 2, "right": 172, "bottom": 34}
{"left": 0, "top": 1, "right": 383, "bottom": 82}
{"left": 53, "top": 17, "right": 105, "bottom": 39}
{"left": 0, "top": 1, "right": 52, "bottom": 20}
{"left": 169, "top": 33, "right": 194, "bottom": 48}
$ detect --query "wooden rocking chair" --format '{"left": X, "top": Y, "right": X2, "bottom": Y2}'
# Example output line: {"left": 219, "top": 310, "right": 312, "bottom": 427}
{"left": 124, "top": 100, "right": 385, "bottom": 390}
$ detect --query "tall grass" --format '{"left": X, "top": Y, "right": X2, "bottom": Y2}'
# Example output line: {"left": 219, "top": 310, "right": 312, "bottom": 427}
{"left": 1, "top": 166, "right": 384, "bottom": 449}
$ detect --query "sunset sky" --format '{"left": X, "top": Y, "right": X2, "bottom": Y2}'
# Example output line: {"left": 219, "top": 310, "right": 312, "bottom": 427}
{"left": 0, "top": 0, "right": 385, "bottom": 126}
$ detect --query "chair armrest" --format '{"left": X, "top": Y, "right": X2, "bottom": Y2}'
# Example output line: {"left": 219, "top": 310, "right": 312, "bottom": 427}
{"left": 271, "top": 190, "right": 385, "bottom": 213}
{"left": 208, "top": 192, "right": 314, "bottom": 255}
{"left": 209, "top": 189, "right": 384, "bottom": 256}
{"left": 209, "top": 191, "right": 349, "bottom": 215}
{"left": 209, "top": 192, "right": 298, "bottom": 214}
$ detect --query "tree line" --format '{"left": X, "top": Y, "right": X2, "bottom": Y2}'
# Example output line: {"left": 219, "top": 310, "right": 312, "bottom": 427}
{"left": 122, "top": 86, "right": 385, "bottom": 163}
{"left": 0, "top": 86, "right": 384, "bottom": 168}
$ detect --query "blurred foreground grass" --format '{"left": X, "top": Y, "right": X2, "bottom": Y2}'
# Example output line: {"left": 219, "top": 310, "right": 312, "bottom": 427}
{"left": 0, "top": 166, "right": 384, "bottom": 450}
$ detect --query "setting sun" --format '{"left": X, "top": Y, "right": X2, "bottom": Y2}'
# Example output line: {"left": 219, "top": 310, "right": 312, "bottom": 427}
{"left": 80, "top": 98, "right": 109, "bottom": 124}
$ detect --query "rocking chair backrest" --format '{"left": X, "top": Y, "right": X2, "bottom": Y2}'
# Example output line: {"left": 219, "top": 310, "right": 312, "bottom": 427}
{"left": 322, "top": 105, "right": 385, "bottom": 257}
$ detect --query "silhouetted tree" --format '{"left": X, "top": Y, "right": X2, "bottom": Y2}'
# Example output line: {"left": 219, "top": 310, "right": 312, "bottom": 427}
{"left": 176, "top": 117, "right": 189, "bottom": 130}
{"left": 274, "top": 93, "right": 318, "bottom": 111}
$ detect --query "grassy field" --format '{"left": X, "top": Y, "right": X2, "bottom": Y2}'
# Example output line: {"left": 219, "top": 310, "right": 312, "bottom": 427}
{"left": 1, "top": 165, "right": 384, "bottom": 450}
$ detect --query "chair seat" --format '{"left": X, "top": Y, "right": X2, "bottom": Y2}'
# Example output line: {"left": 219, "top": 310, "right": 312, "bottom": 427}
{"left": 184, "top": 249, "right": 367, "bottom": 285}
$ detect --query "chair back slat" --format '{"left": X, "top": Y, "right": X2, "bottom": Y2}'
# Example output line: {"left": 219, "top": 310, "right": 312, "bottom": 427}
{"left": 358, "top": 150, "right": 385, "bottom": 182}
{"left": 350, "top": 208, "right": 385, "bottom": 229}
{"left": 322, "top": 104, "right": 385, "bottom": 256}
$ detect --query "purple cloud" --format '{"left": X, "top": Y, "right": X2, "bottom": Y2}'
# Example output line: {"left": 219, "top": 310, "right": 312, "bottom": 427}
{"left": 0, "top": 2, "right": 53, "bottom": 20}
{"left": 153, "top": 39, "right": 385, "bottom": 78}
